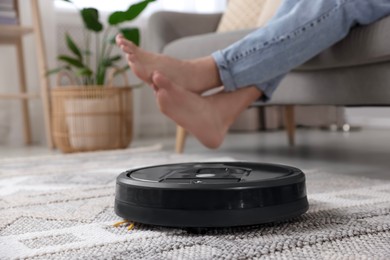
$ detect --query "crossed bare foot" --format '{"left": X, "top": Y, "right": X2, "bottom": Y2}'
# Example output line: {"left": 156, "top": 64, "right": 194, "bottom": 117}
{"left": 151, "top": 72, "right": 262, "bottom": 149}
{"left": 116, "top": 35, "right": 263, "bottom": 149}
{"left": 115, "top": 34, "right": 222, "bottom": 94}
{"left": 152, "top": 72, "right": 227, "bottom": 148}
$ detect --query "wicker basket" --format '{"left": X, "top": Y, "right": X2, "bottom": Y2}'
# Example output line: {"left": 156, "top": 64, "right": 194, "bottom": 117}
{"left": 51, "top": 70, "right": 133, "bottom": 153}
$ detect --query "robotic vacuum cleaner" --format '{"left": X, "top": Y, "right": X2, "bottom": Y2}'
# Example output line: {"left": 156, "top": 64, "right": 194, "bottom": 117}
{"left": 115, "top": 162, "right": 308, "bottom": 228}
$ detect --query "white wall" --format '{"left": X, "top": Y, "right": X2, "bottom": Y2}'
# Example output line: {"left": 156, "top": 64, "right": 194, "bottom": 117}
{"left": 55, "top": 0, "right": 227, "bottom": 14}
{"left": 346, "top": 108, "right": 390, "bottom": 129}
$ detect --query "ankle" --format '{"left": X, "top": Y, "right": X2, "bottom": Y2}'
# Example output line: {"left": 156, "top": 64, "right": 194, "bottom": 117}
{"left": 191, "top": 57, "right": 222, "bottom": 91}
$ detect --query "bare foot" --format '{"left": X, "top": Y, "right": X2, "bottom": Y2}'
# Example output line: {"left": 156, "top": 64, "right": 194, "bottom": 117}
{"left": 152, "top": 72, "right": 262, "bottom": 149}
{"left": 153, "top": 72, "right": 226, "bottom": 149}
{"left": 116, "top": 34, "right": 222, "bottom": 94}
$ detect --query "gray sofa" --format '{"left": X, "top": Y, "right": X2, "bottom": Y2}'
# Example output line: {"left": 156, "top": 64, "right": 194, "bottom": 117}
{"left": 147, "top": 11, "right": 390, "bottom": 152}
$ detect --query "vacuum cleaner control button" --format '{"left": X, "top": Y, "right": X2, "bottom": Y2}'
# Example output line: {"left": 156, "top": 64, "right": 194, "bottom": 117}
{"left": 196, "top": 173, "right": 216, "bottom": 178}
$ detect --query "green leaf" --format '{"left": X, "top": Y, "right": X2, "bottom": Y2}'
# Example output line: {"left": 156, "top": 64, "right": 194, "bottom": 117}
{"left": 65, "top": 33, "right": 82, "bottom": 60}
{"left": 76, "top": 68, "right": 93, "bottom": 77}
{"left": 108, "top": 0, "right": 155, "bottom": 25}
{"left": 96, "top": 65, "right": 106, "bottom": 85}
{"left": 109, "top": 55, "right": 122, "bottom": 62}
{"left": 45, "top": 67, "right": 66, "bottom": 76}
{"left": 120, "top": 28, "right": 140, "bottom": 46}
{"left": 108, "top": 11, "right": 125, "bottom": 25}
{"left": 82, "top": 50, "right": 92, "bottom": 56}
{"left": 113, "top": 65, "right": 130, "bottom": 76}
{"left": 58, "top": 55, "right": 85, "bottom": 68}
{"left": 102, "top": 55, "right": 122, "bottom": 67}
{"left": 80, "top": 8, "right": 103, "bottom": 32}
{"left": 108, "top": 35, "right": 116, "bottom": 44}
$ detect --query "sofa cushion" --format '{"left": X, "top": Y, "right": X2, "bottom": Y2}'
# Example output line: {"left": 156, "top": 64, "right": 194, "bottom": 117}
{"left": 299, "top": 15, "right": 390, "bottom": 71}
{"left": 217, "top": 0, "right": 266, "bottom": 32}
{"left": 257, "top": 0, "right": 282, "bottom": 27}
{"left": 266, "top": 62, "right": 390, "bottom": 106}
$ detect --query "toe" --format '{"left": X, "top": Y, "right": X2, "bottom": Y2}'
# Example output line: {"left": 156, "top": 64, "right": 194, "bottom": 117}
{"left": 115, "top": 34, "right": 124, "bottom": 46}
{"left": 122, "top": 39, "right": 138, "bottom": 53}
{"left": 155, "top": 88, "right": 170, "bottom": 114}
{"left": 126, "top": 40, "right": 138, "bottom": 49}
{"left": 117, "top": 37, "right": 138, "bottom": 54}
{"left": 152, "top": 71, "right": 173, "bottom": 91}
{"left": 126, "top": 53, "right": 136, "bottom": 63}
{"left": 121, "top": 45, "right": 133, "bottom": 55}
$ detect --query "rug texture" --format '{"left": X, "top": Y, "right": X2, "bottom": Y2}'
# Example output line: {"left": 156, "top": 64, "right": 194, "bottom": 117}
{"left": 0, "top": 146, "right": 390, "bottom": 259}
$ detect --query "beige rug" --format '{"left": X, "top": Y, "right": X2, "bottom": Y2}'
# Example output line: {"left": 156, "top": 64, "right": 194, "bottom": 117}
{"left": 0, "top": 146, "right": 390, "bottom": 259}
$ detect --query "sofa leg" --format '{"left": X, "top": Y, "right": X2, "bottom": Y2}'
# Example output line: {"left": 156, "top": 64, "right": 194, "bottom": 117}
{"left": 175, "top": 125, "right": 187, "bottom": 154}
{"left": 284, "top": 105, "right": 296, "bottom": 146}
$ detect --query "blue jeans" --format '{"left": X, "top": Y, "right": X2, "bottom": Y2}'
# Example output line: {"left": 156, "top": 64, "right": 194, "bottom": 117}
{"left": 212, "top": 0, "right": 390, "bottom": 101}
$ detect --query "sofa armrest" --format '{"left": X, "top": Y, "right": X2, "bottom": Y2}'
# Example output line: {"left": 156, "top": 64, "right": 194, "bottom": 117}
{"left": 147, "top": 11, "right": 223, "bottom": 53}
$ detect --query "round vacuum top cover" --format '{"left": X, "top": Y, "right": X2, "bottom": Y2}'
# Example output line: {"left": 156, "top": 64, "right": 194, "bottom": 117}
{"left": 115, "top": 162, "right": 308, "bottom": 228}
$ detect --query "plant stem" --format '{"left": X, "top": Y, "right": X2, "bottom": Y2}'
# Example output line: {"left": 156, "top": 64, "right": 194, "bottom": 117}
{"left": 104, "top": 27, "right": 116, "bottom": 59}
{"left": 85, "top": 29, "right": 92, "bottom": 85}
{"left": 98, "top": 26, "right": 114, "bottom": 86}
{"left": 95, "top": 32, "right": 100, "bottom": 85}
{"left": 100, "top": 26, "right": 112, "bottom": 62}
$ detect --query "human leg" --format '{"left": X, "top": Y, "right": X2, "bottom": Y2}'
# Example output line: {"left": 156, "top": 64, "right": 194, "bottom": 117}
{"left": 214, "top": 0, "right": 390, "bottom": 100}
{"left": 116, "top": 36, "right": 221, "bottom": 94}
{"left": 118, "top": 0, "right": 390, "bottom": 100}
{"left": 152, "top": 71, "right": 262, "bottom": 149}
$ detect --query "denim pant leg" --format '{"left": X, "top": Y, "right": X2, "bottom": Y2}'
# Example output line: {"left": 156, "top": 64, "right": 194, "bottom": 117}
{"left": 212, "top": 0, "right": 390, "bottom": 101}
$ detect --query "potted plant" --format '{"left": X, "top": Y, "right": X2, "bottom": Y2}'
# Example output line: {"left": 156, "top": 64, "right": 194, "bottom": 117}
{"left": 49, "top": 0, "right": 155, "bottom": 153}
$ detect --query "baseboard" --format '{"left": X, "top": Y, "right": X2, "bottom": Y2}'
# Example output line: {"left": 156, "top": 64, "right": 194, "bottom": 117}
{"left": 347, "top": 117, "right": 390, "bottom": 129}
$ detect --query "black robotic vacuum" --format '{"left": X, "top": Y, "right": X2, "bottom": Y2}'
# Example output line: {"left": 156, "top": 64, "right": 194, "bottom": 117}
{"left": 115, "top": 162, "right": 308, "bottom": 228}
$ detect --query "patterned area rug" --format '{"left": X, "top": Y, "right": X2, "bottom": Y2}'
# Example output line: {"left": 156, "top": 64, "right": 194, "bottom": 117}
{"left": 1, "top": 145, "right": 390, "bottom": 259}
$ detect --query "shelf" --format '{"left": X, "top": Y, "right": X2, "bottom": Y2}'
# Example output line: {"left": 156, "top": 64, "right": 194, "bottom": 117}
{"left": 0, "top": 25, "right": 34, "bottom": 40}
{"left": 0, "top": 92, "right": 40, "bottom": 99}
{"left": 0, "top": 0, "right": 53, "bottom": 147}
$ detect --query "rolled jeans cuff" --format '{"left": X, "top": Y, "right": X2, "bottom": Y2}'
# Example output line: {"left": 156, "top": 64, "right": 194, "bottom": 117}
{"left": 213, "top": 50, "right": 285, "bottom": 102}
{"left": 212, "top": 50, "right": 237, "bottom": 92}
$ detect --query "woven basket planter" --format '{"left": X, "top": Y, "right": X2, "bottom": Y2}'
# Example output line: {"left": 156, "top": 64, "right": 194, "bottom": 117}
{"left": 51, "top": 71, "right": 133, "bottom": 153}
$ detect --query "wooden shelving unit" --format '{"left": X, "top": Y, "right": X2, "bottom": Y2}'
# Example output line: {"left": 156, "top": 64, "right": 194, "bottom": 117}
{"left": 0, "top": 25, "right": 33, "bottom": 38}
{"left": 0, "top": 0, "right": 53, "bottom": 147}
